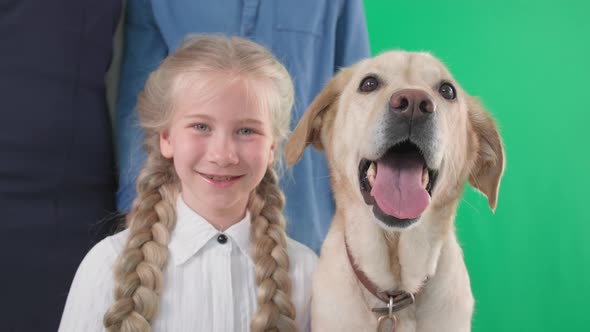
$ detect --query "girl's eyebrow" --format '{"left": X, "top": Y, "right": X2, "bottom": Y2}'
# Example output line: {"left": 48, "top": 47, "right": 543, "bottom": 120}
{"left": 182, "top": 114, "right": 266, "bottom": 127}
{"left": 183, "top": 114, "right": 213, "bottom": 121}
{"left": 238, "top": 118, "right": 265, "bottom": 126}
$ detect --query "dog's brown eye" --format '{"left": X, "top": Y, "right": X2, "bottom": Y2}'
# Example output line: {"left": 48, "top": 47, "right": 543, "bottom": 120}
{"left": 359, "top": 76, "right": 379, "bottom": 93}
{"left": 439, "top": 83, "right": 456, "bottom": 100}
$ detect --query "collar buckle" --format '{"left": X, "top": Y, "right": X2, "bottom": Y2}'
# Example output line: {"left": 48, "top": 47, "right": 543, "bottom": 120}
{"left": 371, "top": 291, "right": 415, "bottom": 314}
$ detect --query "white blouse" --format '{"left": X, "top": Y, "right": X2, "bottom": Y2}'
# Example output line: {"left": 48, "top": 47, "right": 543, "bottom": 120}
{"left": 59, "top": 197, "right": 318, "bottom": 332}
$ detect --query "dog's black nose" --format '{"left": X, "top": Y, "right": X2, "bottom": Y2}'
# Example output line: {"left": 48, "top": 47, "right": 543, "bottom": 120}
{"left": 390, "top": 89, "right": 435, "bottom": 121}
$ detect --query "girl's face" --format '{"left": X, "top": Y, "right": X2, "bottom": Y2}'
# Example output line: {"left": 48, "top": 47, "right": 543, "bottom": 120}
{"left": 160, "top": 75, "right": 275, "bottom": 224}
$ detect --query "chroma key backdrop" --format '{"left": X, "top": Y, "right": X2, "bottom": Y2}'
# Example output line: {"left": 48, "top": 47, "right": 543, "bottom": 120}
{"left": 364, "top": 0, "right": 589, "bottom": 331}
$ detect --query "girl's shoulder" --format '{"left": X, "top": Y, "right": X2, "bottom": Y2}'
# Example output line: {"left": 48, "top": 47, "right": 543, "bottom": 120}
{"left": 286, "top": 237, "right": 318, "bottom": 273}
{"left": 67, "top": 229, "right": 130, "bottom": 293}
{"left": 102, "top": 228, "right": 130, "bottom": 254}
{"left": 58, "top": 230, "right": 130, "bottom": 331}
{"left": 85, "top": 229, "right": 130, "bottom": 264}
{"left": 285, "top": 237, "right": 318, "bottom": 330}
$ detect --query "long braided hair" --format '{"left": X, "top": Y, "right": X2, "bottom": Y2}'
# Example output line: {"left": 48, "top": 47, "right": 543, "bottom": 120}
{"left": 103, "top": 35, "right": 296, "bottom": 331}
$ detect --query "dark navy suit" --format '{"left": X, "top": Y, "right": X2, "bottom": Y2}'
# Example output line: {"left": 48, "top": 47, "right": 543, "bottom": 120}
{"left": 0, "top": 1, "right": 121, "bottom": 330}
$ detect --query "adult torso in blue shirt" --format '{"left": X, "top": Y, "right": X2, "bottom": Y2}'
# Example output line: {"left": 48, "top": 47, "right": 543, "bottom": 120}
{"left": 116, "top": 0, "right": 370, "bottom": 252}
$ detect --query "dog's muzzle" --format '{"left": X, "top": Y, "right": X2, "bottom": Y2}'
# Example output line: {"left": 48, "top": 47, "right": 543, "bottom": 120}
{"left": 358, "top": 89, "right": 440, "bottom": 228}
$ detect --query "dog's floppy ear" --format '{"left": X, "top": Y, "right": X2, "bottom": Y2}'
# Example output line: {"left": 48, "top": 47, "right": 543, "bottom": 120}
{"left": 285, "top": 68, "right": 353, "bottom": 166}
{"left": 467, "top": 97, "right": 506, "bottom": 212}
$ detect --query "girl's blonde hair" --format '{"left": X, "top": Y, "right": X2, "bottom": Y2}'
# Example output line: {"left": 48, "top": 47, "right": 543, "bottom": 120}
{"left": 103, "top": 35, "right": 296, "bottom": 332}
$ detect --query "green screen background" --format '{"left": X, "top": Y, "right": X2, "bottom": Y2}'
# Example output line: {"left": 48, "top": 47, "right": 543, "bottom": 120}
{"left": 364, "top": 0, "right": 589, "bottom": 330}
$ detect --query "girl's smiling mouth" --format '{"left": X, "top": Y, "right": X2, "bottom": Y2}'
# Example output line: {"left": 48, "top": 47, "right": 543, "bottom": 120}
{"left": 197, "top": 172, "right": 244, "bottom": 186}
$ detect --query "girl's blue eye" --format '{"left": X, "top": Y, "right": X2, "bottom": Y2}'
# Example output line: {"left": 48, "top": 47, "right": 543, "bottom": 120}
{"left": 238, "top": 128, "right": 254, "bottom": 135}
{"left": 194, "top": 123, "right": 209, "bottom": 131}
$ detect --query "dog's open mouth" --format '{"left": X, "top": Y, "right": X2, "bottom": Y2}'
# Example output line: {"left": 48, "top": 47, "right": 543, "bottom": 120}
{"left": 358, "top": 141, "right": 438, "bottom": 227}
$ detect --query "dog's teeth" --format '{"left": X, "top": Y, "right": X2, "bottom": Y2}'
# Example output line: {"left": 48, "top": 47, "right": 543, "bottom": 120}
{"left": 422, "top": 168, "right": 429, "bottom": 188}
{"left": 367, "top": 162, "right": 376, "bottom": 187}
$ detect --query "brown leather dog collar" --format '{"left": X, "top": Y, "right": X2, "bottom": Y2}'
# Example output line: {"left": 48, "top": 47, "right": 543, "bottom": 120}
{"left": 344, "top": 235, "right": 426, "bottom": 314}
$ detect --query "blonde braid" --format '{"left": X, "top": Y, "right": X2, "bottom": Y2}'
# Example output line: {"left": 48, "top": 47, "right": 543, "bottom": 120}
{"left": 103, "top": 154, "right": 178, "bottom": 332}
{"left": 250, "top": 168, "right": 298, "bottom": 332}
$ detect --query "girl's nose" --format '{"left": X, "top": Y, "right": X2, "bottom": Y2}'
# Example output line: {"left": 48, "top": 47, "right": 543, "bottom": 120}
{"left": 207, "top": 134, "right": 239, "bottom": 167}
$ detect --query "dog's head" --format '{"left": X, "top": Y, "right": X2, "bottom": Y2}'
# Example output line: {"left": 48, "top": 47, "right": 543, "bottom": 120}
{"left": 286, "top": 51, "right": 505, "bottom": 230}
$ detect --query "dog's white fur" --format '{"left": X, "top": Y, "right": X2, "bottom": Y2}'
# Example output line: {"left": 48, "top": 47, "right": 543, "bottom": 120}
{"left": 285, "top": 51, "right": 505, "bottom": 332}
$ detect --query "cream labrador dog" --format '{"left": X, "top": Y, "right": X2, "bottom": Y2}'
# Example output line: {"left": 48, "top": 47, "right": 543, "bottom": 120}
{"left": 285, "top": 51, "right": 505, "bottom": 332}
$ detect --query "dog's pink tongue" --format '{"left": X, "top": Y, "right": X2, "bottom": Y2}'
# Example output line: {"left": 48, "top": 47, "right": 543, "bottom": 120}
{"left": 370, "top": 151, "right": 430, "bottom": 219}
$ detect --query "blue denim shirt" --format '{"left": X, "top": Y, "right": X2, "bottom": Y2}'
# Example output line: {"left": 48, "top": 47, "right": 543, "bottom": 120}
{"left": 116, "top": 0, "right": 370, "bottom": 252}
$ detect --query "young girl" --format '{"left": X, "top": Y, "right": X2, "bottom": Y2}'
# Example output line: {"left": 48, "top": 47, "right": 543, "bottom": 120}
{"left": 59, "top": 35, "right": 317, "bottom": 332}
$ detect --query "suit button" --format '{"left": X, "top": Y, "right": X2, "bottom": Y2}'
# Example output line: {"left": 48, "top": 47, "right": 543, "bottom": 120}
{"left": 217, "top": 234, "right": 228, "bottom": 244}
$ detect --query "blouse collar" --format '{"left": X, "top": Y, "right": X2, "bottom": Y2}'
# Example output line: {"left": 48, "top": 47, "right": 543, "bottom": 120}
{"left": 169, "top": 196, "right": 252, "bottom": 266}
